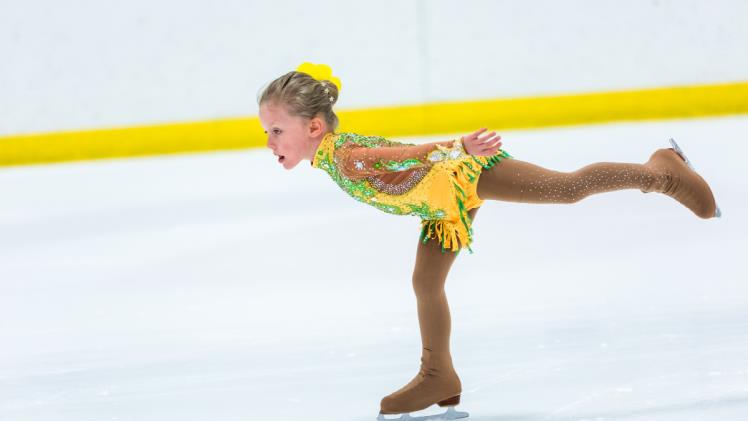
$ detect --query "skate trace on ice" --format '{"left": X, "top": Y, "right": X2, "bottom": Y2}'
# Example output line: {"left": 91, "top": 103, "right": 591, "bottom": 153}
{"left": 377, "top": 406, "right": 469, "bottom": 421}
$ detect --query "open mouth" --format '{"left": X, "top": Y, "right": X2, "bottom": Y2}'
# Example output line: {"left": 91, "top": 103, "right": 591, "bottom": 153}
{"left": 278, "top": 155, "right": 285, "bottom": 163}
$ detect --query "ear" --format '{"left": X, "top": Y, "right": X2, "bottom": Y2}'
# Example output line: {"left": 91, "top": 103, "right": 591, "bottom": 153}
{"left": 307, "top": 115, "right": 326, "bottom": 137}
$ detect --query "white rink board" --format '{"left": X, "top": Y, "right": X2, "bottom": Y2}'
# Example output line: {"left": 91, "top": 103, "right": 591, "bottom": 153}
{"left": 3, "top": 0, "right": 748, "bottom": 135}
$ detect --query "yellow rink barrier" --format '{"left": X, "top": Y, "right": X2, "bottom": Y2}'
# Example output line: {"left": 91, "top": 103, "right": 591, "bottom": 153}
{"left": 1, "top": 80, "right": 747, "bottom": 167}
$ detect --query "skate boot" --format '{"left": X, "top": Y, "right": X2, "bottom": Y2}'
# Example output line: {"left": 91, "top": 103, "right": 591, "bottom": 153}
{"left": 640, "top": 138, "right": 720, "bottom": 219}
{"left": 377, "top": 348, "right": 468, "bottom": 420}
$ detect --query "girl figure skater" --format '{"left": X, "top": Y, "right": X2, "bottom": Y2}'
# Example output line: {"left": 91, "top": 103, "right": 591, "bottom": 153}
{"left": 257, "top": 62, "right": 721, "bottom": 421}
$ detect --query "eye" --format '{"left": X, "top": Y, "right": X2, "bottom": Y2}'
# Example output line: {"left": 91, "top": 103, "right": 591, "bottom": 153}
{"left": 273, "top": 129, "right": 281, "bottom": 135}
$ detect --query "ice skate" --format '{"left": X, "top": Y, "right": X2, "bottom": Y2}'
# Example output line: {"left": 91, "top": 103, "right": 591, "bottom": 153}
{"left": 667, "top": 138, "right": 722, "bottom": 217}
{"left": 377, "top": 404, "right": 469, "bottom": 421}
{"left": 640, "top": 138, "right": 721, "bottom": 218}
{"left": 377, "top": 393, "right": 469, "bottom": 421}
{"left": 377, "top": 349, "right": 469, "bottom": 420}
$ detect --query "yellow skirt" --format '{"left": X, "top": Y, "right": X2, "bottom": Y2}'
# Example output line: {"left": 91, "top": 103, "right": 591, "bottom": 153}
{"left": 419, "top": 149, "right": 513, "bottom": 254}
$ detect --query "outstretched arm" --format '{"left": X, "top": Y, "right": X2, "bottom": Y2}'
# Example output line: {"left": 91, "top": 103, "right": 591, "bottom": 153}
{"left": 335, "top": 129, "right": 503, "bottom": 179}
{"left": 335, "top": 139, "right": 463, "bottom": 179}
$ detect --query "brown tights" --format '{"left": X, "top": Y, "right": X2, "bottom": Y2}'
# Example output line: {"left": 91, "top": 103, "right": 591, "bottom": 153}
{"left": 475, "top": 157, "right": 667, "bottom": 203}
{"left": 410, "top": 157, "right": 667, "bottom": 378}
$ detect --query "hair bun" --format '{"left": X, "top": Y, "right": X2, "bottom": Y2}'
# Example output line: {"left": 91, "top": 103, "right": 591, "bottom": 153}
{"left": 296, "top": 62, "right": 342, "bottom": 92}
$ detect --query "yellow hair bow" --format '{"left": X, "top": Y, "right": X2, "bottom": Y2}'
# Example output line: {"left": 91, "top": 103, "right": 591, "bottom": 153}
{"left": 295, "top": 62, "right": 342, "bottom": 92}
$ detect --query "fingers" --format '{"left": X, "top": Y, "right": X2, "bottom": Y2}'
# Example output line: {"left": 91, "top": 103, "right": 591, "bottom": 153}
{"left": 468, "top": 128, "right": 488, "bottom": 139}
{"left": 466, "top": 141, "right": 502, "bottom": 156}
{"left": 463, "top": 129, "right": 503, "bottom": 156}
{"left": 477, "top": 132, "right": 499, "bottom": 143}
{"left": 478, "top": 136, "right": 502, "bottom": 154}
{"left": 482, "top": 136, "right": 501, "bottom": 147}
{"left": 479, "top": 140, "right": 502, "bottom": 153}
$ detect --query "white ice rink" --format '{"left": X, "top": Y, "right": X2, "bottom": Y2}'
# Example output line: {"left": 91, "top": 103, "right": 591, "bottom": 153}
{"left": 1, "top": 116, "right": 747, "bottom": 421}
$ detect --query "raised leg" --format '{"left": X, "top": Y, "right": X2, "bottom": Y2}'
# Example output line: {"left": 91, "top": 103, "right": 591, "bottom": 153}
{"left": 476, "top": 157, "right": 666, "bottom": 204}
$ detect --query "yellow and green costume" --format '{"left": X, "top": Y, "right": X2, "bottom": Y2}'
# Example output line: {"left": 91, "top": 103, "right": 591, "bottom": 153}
{"left": 311, "top": 132, "right": 513, "bottom": 253}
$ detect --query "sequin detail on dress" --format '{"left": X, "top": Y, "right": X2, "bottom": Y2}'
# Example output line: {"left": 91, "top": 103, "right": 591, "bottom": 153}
{"left": 367, "top": 167, "right": 431, "bottom": 195}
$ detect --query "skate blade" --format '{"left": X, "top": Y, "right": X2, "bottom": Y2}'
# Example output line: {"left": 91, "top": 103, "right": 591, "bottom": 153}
{"left": 668, "top": 138, "right": 722, "bottom": 218}
{"left": 377, "top": 406, "right": 469, "bottom": 421}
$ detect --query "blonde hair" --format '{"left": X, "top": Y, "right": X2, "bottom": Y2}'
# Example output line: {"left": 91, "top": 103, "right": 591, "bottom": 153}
{"left": 257, "top": 71, "right": 340, "bottom": 132}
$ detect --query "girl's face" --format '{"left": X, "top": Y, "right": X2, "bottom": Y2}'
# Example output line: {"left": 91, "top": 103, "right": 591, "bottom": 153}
{"left": 259, "top": 102, "right": 322, "bottom": 170}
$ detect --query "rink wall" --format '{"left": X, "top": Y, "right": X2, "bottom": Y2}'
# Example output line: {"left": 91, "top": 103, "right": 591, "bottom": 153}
{"left": 2, "top": 0, "right": 747, "bottom": 166}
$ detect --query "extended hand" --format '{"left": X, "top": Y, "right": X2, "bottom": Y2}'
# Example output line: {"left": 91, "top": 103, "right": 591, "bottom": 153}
{"left": 461, "top": 128, "right": 502, "bottom": 156}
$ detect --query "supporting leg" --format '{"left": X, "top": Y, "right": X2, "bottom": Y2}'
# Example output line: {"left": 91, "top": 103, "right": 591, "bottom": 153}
{"left": 379, "top": 208, "right": 479, "bottom": 417}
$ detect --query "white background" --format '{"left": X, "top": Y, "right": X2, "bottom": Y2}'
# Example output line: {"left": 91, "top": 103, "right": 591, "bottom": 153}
{"left": 2, "top": 0, "right": 747, "bottom": 135}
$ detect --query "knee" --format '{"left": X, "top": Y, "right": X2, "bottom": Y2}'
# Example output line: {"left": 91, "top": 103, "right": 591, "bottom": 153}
{"left": 411, "top": 273, "right": 446, "bottom": 297}
{"left": 562, "top": 171, "right": 587, "bottom": 203}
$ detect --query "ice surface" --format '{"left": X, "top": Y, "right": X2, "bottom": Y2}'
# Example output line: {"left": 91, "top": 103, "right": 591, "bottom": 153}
{"left": 1, "top": 116, "right": 747, "bottom": 420}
